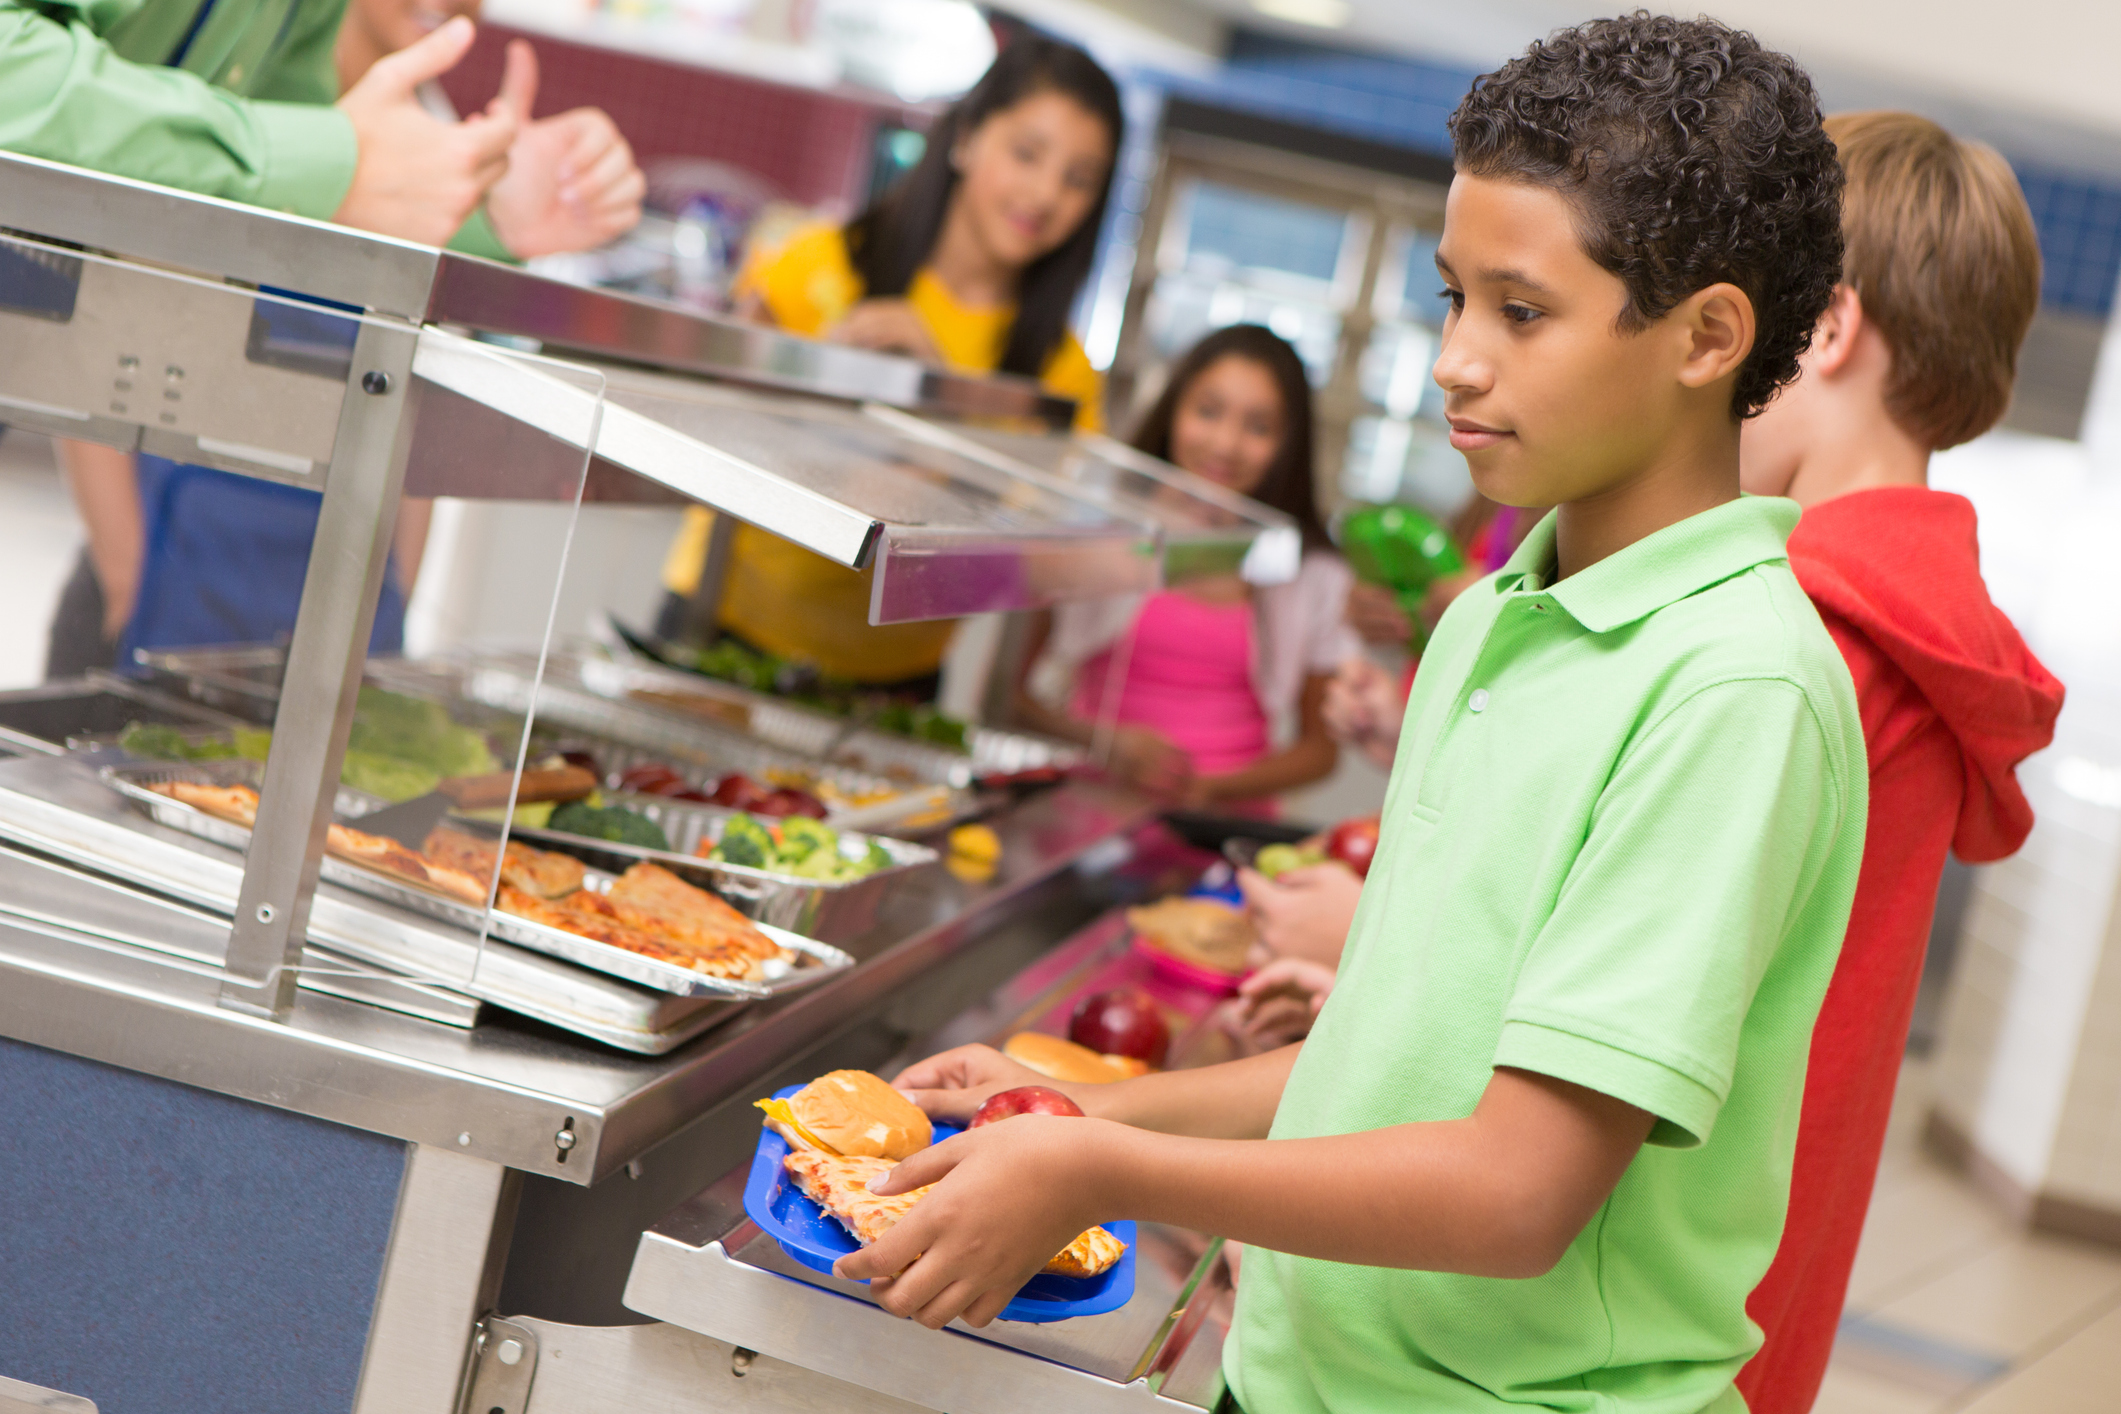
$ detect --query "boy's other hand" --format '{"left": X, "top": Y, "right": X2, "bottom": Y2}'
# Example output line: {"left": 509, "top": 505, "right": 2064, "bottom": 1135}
{"left": 1233, "top": 956, "right": 1338, "bottom": 1047}
{"left": 891, "top": 1044, "right": 1070, "bottom": 1126}
{"left": 483, "top": 42, "right": 646, "bottom": 258}
{"left": 334, "top": 17, "right": 518, "bottom": 245}
{"left": 834, "top": 1114, "right": 1121, "bottom": 1329}
{"left": 1239, "top": 863, "right": 1361, "bottom": 968}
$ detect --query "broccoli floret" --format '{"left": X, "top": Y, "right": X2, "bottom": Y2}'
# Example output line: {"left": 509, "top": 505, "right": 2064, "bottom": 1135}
{"left": 712, "top": 814, "right": 776, "bottom": 869}
{"left": 774, "top": 816, "right": 836, "bottom": 863}
{"left": 119, "top": 721, "right": 194, "bottom": 761}
{"left": 549, "top": 801, "right": 670, "bottom": 852}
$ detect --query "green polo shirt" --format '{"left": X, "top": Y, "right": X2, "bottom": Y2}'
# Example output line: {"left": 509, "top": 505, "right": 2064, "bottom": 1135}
{"left": 0, "top": 0, "right": 511, "bottom": 254}
{"left": 1226, "top": 496, "right": 1865, "bottom": 1414}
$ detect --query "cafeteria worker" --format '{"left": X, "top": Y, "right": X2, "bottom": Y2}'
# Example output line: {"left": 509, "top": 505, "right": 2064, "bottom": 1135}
{"left": 655, "top": 36, "right": 1122, "bottom": 694}
{"left": 3, "top": 0, "right": 643, "bottom": 671}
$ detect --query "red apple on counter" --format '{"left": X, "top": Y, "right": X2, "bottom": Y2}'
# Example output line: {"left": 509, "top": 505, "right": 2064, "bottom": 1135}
{"left": 1069, "top": 988, "right": 1170, "bottom": 1068}
{"left": 971, "top": 1086, "right": 1085, "bottom": 1128}
{"left": 1325, "top": 815, "right": 1382, "bottom": 878}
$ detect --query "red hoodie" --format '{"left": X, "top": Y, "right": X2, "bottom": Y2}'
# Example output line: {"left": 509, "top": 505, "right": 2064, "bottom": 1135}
{"left": 1739, "top": 487, "right": 2064, "bottom": 1412}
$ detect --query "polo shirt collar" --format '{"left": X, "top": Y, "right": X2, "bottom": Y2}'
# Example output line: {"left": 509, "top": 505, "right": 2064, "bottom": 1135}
{"left": 1493, "top": 496, "right": 1799, "bottom": 633}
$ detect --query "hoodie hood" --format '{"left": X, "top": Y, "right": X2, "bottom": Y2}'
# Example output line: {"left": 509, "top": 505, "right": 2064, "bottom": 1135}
{"left": 1787, "top": 486, "right": 2063, "bottom": 862}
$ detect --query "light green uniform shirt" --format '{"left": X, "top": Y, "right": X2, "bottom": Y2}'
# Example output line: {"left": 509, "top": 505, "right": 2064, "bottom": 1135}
{"left": 1227, "top": 497, "right": 1866, "bottom": 1414}
{"left": 0, "top": 0, "right": 509, "bottom": 254}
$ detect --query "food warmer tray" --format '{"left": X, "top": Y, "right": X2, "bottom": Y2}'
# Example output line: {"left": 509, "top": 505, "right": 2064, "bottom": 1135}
{"left": 515, "top": 791, "right": 937, "bottom": 943}
{"left": 582, "top": 633, "right": 1084, "bottom": 788}
{"left": 102, "top": 759, "right": 856, "bottom": 1002}
{"left": 0, "top": 753, "right": 736, "bottom": 1052}
{"left": 0, "top": 670, "right": 258, "bottom": 755}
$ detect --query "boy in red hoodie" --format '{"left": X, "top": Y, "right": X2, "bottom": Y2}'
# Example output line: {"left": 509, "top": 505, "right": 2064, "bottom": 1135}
{"left": 1735, "top": 110, "right": 2066, "bottom": 1412}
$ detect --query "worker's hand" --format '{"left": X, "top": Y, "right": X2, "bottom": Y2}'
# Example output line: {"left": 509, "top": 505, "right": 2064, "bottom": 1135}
{"left": 831, "top": 299, "right": 943, "bottom": 362}
{"left": 1322, "top": 656, "right": 1404, "bottom": 768}
{"left": 482, "top": 42, "right": 646, "bottom": 257}
{"left": 1238, "top": 863, "right": 1361, "bottom": 968}
{"left": 1106, "top": 724, "right": 1193, "bottom": 799}
{"left": 1232, "top": 956, "right": 1338, "bottom": 1047}
{"left": 333, "top": 17, "right": 520, "bottom": 245}
{"left": 892, "top": 1043, "right": 1074, "bottom": 1126}
{"left": 837, "top": 1114, "right": 1124, "bottom": 1329}
{"left": 1345, "top": 581, "right": 1413, "bottom": 646}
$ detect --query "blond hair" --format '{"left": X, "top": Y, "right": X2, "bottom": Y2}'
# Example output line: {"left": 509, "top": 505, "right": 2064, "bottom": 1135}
{"left": 1827, "top": 111, "right": 2042, "bottom": 449}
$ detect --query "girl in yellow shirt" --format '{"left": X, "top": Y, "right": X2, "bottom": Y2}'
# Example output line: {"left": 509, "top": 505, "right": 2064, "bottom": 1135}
{"left": 659, "top": 36, "right": 1121, "bottom": 688}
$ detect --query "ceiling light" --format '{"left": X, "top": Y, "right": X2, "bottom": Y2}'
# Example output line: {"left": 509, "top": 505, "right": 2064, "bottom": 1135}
{"left": 1251, "top": 0, "right": 1352, "bottom": 28}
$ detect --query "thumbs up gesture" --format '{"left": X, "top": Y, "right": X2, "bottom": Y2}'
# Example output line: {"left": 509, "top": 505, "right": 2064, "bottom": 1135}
{"left": 483, "top": 41, "right": 646, "bottom": 258}
{"left": 332, "top": 17, "right": 521, "bottom": 245}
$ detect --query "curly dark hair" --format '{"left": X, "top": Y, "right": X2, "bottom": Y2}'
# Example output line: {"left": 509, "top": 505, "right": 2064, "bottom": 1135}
{"left": 1449, "top": 12, "right": 1844, "bottom": 418}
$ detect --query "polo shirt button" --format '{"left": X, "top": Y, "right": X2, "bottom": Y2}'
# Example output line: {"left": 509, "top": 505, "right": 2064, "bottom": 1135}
{"left": 1469, "top": 689, "right": 1490, "bottom": 713}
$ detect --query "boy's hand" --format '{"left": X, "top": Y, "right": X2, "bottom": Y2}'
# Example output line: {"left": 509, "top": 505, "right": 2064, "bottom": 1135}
{"left": 892, "top": 1044, "right": 1073, "bottom": 1126}
{"left": 1232, "top": 956, "right": 1338, "bottom": 1047}
{"left": 1238, "top": 863, "right": 1362, "bottom": 967}
{"left": 834, "top": 1114, "right": 1121, "bottom": 1329}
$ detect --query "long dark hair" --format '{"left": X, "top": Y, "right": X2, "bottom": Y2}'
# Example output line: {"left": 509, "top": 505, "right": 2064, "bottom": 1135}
{"left": 844, "top": 37, "right": 1122, "bottom": 380}
{"left": 1130, "top": 325, "right": 1331, "bottom": 551}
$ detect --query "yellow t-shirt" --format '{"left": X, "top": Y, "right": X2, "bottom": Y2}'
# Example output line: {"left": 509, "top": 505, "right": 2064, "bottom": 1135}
{"left": 661, "top": 224, "right": 1105, "bottom": 683}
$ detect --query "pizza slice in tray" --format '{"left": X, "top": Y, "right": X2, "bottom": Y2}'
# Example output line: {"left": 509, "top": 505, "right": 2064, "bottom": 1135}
{"left": 782, "top": 1150, "right": 1126, "bottom": 1278}
{"left": 156, "top": 780, "right": 260, "bottom": 827}
{"left": 422, "top": 828, "right": 585, "bottom": 901}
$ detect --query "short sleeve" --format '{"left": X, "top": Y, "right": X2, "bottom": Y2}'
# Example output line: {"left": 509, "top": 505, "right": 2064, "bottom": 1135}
{"left": 1493, "top": 677, "right": 1842, "bottom": 1148}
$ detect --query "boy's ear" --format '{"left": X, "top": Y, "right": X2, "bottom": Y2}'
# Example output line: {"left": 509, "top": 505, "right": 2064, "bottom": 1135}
{"left": 1806, "top": 285, "right": 1865, "bottom": 378}
{"left": 1673, "top": 281, "right": 1757, "bottom": 396}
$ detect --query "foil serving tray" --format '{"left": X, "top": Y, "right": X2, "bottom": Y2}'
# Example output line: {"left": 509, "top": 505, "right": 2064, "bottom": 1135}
{"left": 101, "top": 759, "right": 856, "bottom": 1001}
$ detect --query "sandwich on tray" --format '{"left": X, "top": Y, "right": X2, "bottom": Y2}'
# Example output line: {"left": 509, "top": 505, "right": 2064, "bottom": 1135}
{"left": 758, "top": 1070, "right": 1126, "bottom": 1281}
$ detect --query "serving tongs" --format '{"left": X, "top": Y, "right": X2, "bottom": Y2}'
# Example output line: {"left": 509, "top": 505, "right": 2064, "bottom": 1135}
{"left": 344, "top": 766, "right": 598, "bottom": 849}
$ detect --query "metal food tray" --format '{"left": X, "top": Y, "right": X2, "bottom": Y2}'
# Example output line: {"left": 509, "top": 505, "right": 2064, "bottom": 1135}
{"left": 101, "top": 760, "right": 856, "bottom": 1001}
{"left": 459, "top": 663, "right": 917, "bottom": 815}
{"left": 578, "top": 638, "right": 1082, "bottom": 788}
{"left": 515, "top": 793, "right": 936, "bottom": 941}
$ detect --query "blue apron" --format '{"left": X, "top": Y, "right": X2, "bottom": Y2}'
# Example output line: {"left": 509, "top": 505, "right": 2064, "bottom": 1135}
{"left": 116, "top": 455, "right": 407, "bottom": 663}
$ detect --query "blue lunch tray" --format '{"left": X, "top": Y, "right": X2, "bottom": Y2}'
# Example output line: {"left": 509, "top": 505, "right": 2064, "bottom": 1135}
{"left": 743, "top": 1085, "right": 1136, "bottom": 1323}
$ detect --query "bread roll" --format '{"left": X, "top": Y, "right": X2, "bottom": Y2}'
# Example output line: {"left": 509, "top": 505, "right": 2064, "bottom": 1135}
{"left": 775, "top": 1070, "right": 932, "bottom": 1160}
{"left": 1003, "top": 1032, "right": 1151, "bottom": 1085}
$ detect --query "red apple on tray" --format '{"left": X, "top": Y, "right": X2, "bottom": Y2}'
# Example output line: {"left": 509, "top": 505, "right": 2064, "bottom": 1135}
{"left": 971, "top": 1086, "right": 1085, "bottom": 1128}
{"left": 1325, "top": 815, "right": 1382, "bottom": 878}
{"left": 1069, "top": 988, "right": 1170, "bottom": 1068}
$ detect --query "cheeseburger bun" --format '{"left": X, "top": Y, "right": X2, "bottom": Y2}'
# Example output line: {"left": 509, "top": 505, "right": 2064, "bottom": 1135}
{"left": 1003, "top": 1032, "right": 1152, "bottom": 1085}
{"left": 771, "top": 1069, "right": 931, "bottom": 1160}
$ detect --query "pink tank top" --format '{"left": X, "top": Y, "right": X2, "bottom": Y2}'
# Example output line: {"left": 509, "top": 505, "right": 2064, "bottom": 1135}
{"left": 1072, "top": 592, "right": 1269, "bottom": 777}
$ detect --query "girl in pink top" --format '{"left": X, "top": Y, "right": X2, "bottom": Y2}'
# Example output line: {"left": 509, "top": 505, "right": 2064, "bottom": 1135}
{"left": 1014, "top": 325, "right": 1356, "bottom": 810}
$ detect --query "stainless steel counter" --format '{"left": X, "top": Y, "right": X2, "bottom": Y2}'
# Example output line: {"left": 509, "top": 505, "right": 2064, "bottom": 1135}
{"left": 0, "top": 777, "right": 1161, "bottom": 1183}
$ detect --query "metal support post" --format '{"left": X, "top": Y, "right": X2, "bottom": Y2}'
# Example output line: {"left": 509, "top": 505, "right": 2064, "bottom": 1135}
{"left": 222, "top": 321, "right": 421, "bottom": 1016}
{"left": 679, "top": 511, "right": 739, "bottom": 646}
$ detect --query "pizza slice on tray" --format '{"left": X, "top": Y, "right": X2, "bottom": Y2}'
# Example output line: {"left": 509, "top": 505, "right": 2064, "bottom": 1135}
{"left": 422, "top": 827, "right": 586, "bottom": 900}
{"left": 156, "top": 780, "right": 260, "bottom": 827}
{"left": 782, "top": 1150, "right": 1126, "bottom": 1279}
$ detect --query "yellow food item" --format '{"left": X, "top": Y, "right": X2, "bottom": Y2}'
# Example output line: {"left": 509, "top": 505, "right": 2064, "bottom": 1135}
{"left": 947, "top": 824, "right": 1001, "bottom": 864}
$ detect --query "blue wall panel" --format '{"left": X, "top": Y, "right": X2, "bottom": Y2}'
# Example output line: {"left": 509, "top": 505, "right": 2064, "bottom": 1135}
{"left": 0, "top": 1037, "right": 407, "bottom": 1414}
{"left": 1146, "top": 30, "right": 2121, "bottom": 322}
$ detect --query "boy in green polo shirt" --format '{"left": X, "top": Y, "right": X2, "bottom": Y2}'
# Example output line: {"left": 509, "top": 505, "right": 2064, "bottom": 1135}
{"left": 846, "top": 15, "right": 1863, "bottom": 1411}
